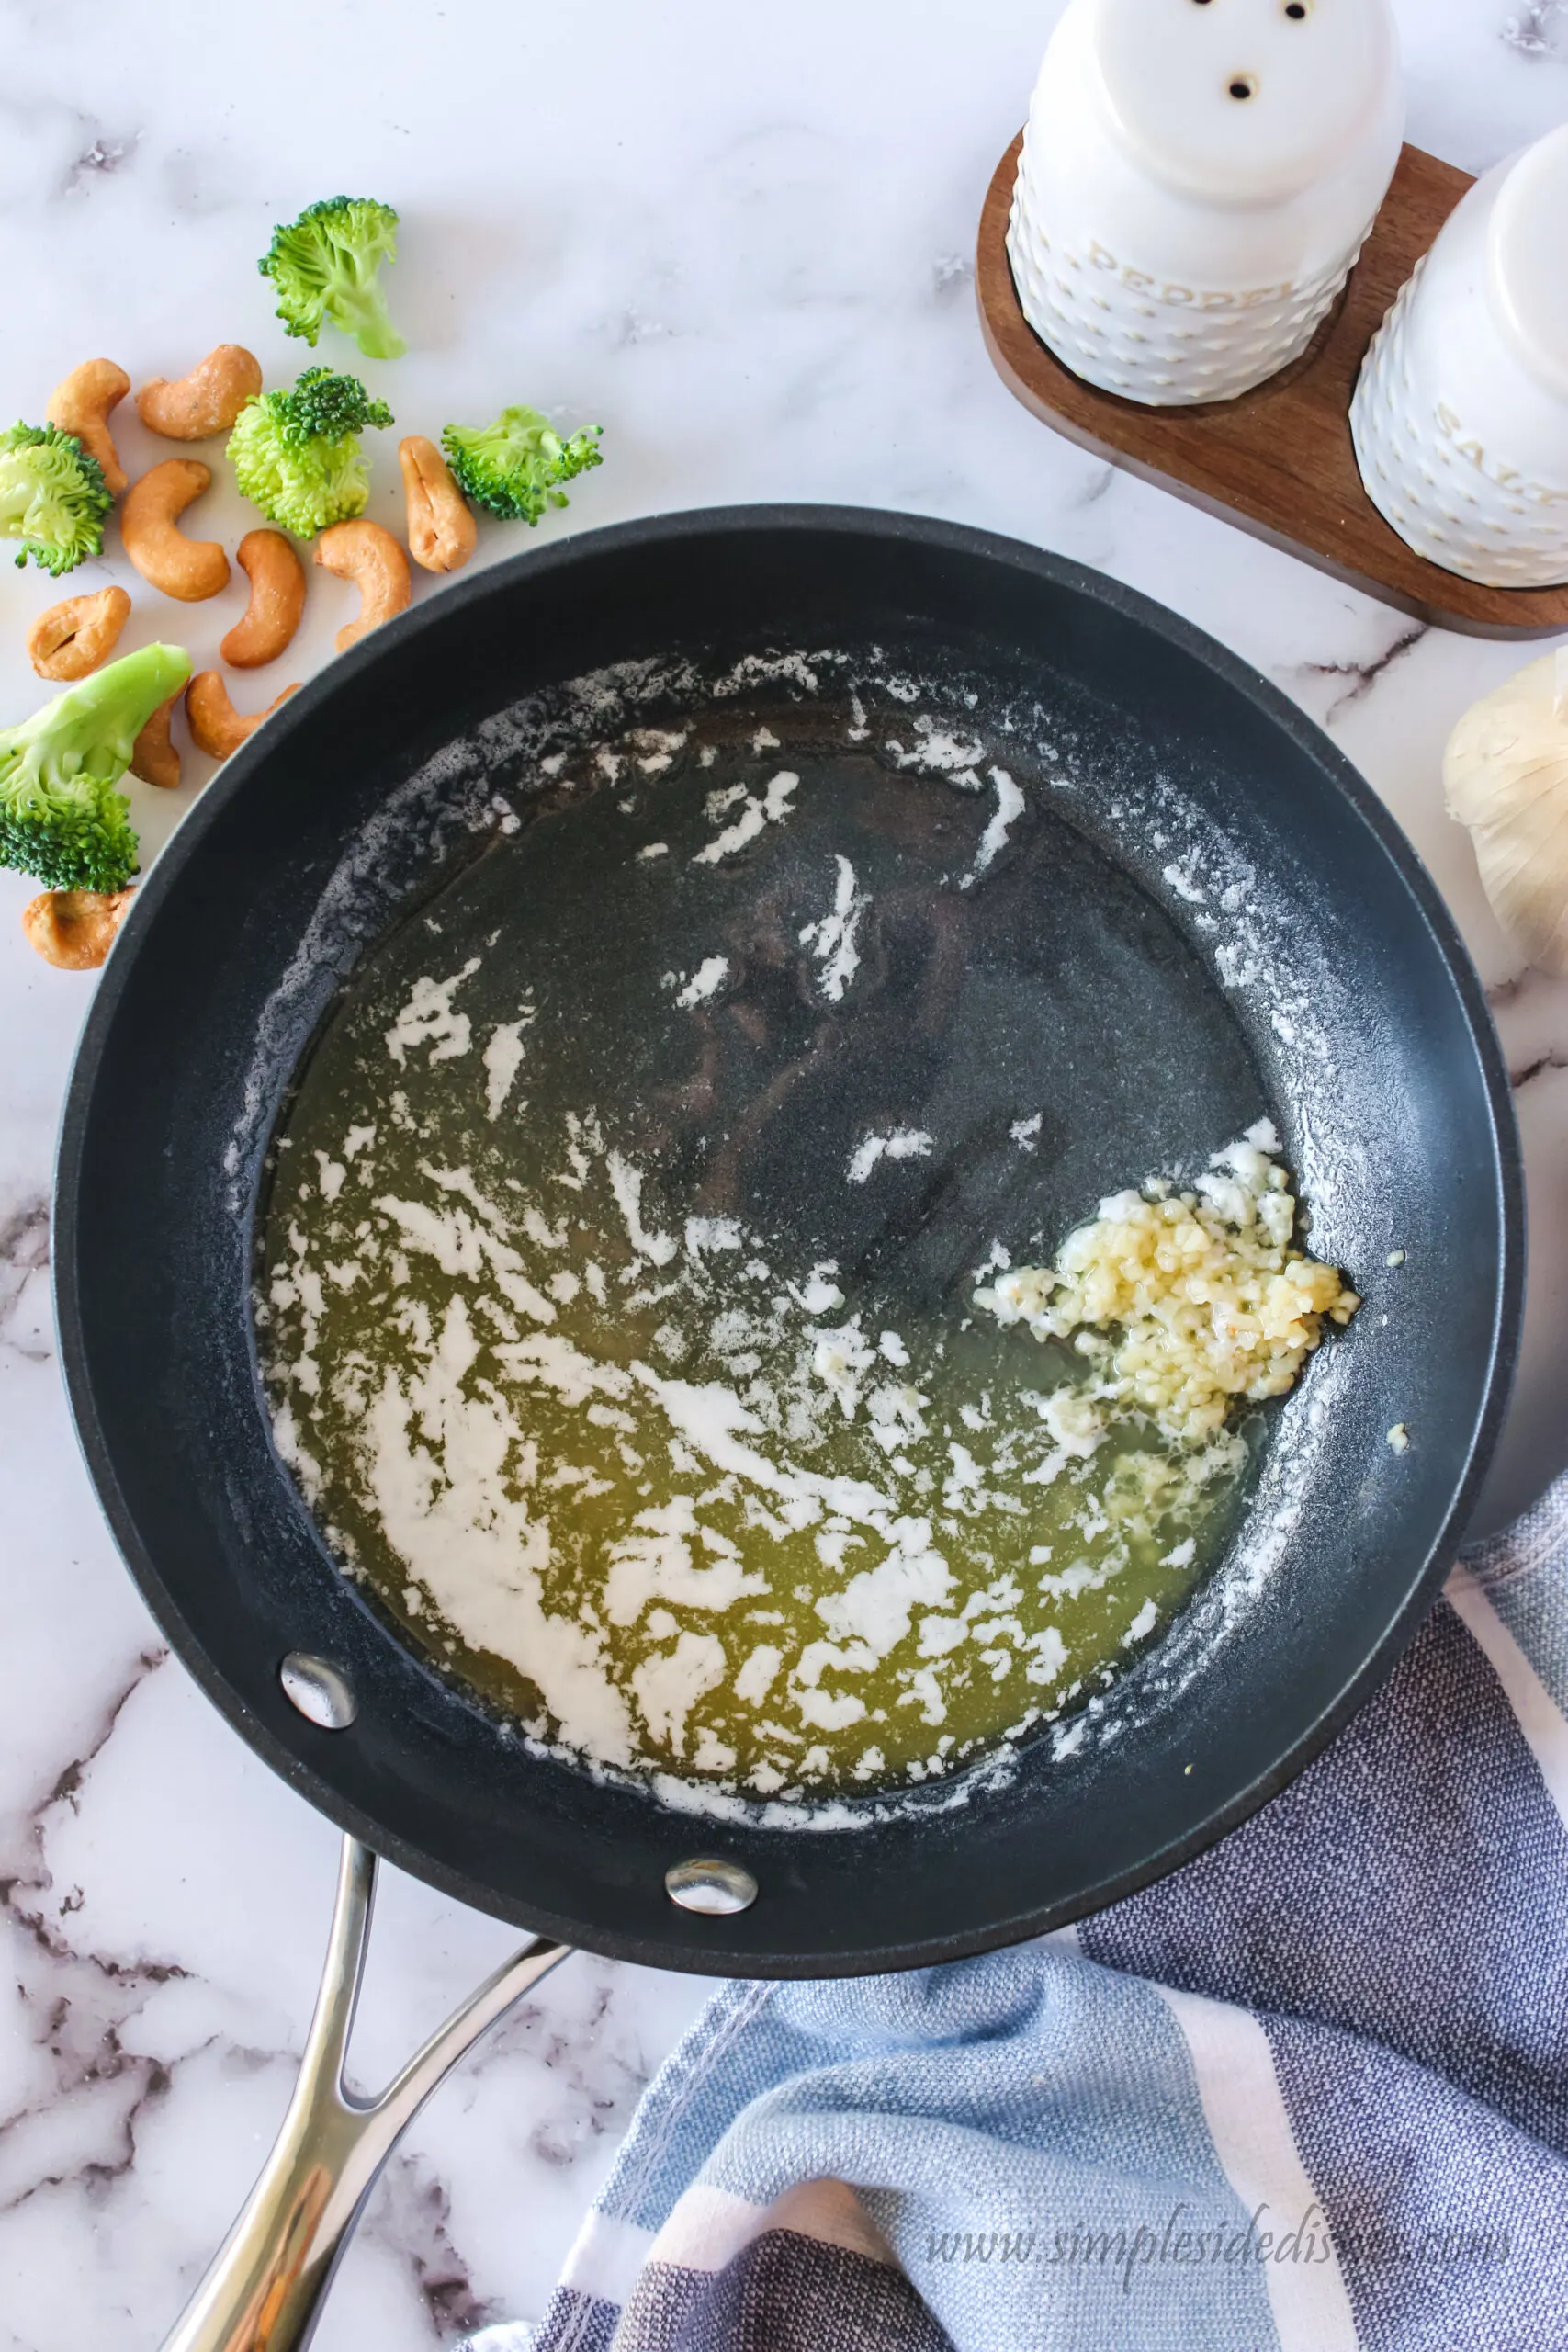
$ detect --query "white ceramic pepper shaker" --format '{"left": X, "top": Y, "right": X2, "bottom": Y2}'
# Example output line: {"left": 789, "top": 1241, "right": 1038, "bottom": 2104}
{"left": 1349, "top": 125, "right": 1568, "bottom": 589}
{"left": 1008, "top": 0, "right": 1404, "bottom": 407}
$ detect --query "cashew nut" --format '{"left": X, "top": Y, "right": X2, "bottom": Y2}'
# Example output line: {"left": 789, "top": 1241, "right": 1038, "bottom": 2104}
{"left": 46, "top": 359, "right": 130, "bottom": 498}
{"left": 22, "top": 887, "right": 134, "bottom": 970}
{"left": 136, "top": 345, "right": 264, "bottom": 440}
{"left": 27, "top": 585, "right": 131, "bottom": 682}
{"left": 399, "top": 436, "right": 478, "bottom": 575}
{"left": 130, "top": 695, "right": 181, "bottom": 790}
{"left": 220, "top": 529, "right": 306, "bottom": 669}
{"left": 121, "top": 459, "right": 230, "bottom": 602}
{"left": 186, "top": 672, "right": 299, "bottom": 760}
{"left": 315, "top": 519, "right": 411, "bottom": 651}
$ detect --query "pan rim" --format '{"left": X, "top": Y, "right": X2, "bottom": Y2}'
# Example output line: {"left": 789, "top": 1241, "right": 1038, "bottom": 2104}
{"left": 51, "top": 503, "right": 1524, "bottom": 1973}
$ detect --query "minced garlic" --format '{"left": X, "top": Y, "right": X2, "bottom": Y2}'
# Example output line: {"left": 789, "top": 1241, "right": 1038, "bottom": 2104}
{"left": 976, "top": 1121, "right": 1359, "bottom": 1444}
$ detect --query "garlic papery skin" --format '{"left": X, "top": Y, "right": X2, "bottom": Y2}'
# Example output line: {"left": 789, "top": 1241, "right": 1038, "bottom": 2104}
{"left": 1444, "top": 648, "right": 1568, "bottom": 977}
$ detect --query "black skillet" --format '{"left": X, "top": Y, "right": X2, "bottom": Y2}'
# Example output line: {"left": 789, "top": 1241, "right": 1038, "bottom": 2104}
{"left": 53, "top": 509, "right": 1520, "bottom": 2347}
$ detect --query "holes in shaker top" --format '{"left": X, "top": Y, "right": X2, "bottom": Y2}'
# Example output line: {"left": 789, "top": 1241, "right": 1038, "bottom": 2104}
{"left": 1228, "top": 74, "right": 1258, "bottom": 98}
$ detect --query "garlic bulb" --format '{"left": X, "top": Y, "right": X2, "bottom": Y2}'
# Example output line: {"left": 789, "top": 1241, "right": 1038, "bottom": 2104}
{"left": 1444, "top": 648, "right": 1568, "bottom": 977}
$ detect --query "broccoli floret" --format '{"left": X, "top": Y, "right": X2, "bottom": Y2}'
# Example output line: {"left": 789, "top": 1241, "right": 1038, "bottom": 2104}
{"left": 0, "top": 422, "right": 112, "bottom": 577}
{"left": 258, "top": 197, "right": 406, "bottom": 360}
{"left": 229, "top": 368, "right": 394, "bottom": 537}
{"left": 0, "top": 644, "right": 192, "bottom": 892}
{"left": 440, "top": 406, "right": 603, "bottom": 524}
{"left": 273, "top": 366, "right": 394, "bottom": 443}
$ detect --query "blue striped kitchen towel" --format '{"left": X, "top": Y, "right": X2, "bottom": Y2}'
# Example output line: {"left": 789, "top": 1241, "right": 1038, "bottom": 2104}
{"left": 505, "top": 1473, "right": 1568, "bottom": 2351}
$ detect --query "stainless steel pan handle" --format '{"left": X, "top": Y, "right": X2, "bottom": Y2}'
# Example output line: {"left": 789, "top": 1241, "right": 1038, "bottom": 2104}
{"left": 161, "top": 1837, "right": 571, "bottom": 2352}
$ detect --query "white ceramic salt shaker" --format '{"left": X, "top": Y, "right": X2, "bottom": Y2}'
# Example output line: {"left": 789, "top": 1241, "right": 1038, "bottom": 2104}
{"left": 1349, "top": 125, "right": 1568, "bottom": 589}
{"left": 1008, "top": 0, "right": 1404, "bottom": 407}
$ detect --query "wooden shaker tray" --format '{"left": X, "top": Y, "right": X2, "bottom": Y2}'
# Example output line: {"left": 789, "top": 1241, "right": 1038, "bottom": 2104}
{"left": 977, "top": 136, "right": 1568, "bottom": 640}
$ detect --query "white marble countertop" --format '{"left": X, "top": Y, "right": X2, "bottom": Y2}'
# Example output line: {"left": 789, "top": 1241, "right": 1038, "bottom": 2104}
{"left": 3, "top": 4, "right": 1566, "bottom": 2345}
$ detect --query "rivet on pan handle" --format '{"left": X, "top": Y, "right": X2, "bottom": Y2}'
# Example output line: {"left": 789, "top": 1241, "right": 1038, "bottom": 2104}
{"left": 159, "top": 1836, "right": 570, "bottom": 2352}
{"left": 666, "top": 1856, "right": 759, "bottom": 1914}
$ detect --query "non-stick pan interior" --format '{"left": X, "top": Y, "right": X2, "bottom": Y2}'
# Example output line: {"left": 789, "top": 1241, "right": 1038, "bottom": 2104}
{"left": 55, "top": 509, "right": 1519, "bottom": 1973}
